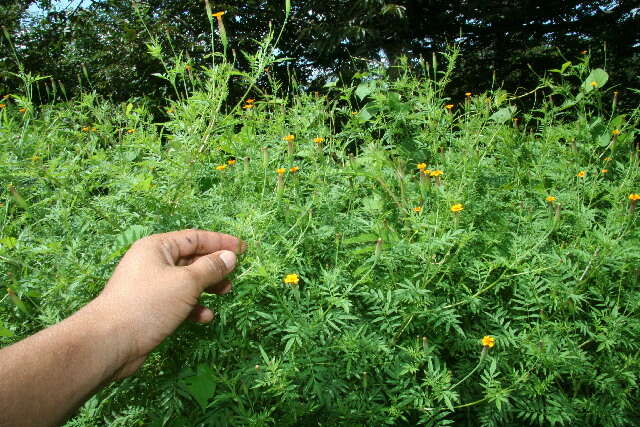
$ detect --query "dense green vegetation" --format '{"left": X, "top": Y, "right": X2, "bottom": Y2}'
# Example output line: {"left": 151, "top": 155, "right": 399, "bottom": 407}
{"left": 1, "top": 10, "right": 640, "bottom": 425}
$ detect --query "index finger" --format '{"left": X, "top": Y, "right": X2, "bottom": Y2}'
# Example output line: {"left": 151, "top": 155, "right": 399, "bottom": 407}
{"left": 148, "top": 229, "right": 246, "bottom": 264}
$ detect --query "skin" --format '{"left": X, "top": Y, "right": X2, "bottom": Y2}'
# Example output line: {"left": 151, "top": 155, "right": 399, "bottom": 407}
{"left": 0, "top": 229, "right": 245, "bottom": 427}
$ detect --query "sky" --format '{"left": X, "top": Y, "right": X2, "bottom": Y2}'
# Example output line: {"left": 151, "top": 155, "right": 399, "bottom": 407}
{"left": 27, "top": 0, "right": 90, "bottom": 15}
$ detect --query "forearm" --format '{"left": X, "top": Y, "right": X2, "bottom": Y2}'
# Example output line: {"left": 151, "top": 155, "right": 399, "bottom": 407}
{"left": 0, "top": 302, "right": 129, "bottom": 427}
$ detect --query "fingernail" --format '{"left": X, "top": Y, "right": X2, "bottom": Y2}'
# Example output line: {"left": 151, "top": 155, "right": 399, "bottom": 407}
{"left": 219, "top": 250, "right": 236, "bottom": 271}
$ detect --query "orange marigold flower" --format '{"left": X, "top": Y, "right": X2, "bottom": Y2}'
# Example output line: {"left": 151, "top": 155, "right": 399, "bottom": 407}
{"left": 283, "top": 273, "right": 299, "bottom": 285}
{"left": 545, "top": 196, "right": 556, "bottom": 203}
{"left": 413, "top": 206, "right": 422, "bottom": 213}
{"left": 212, "top": 11, "right": 225, "bottom": 17}
{"left": 227, "top": 159, "right": 237, "bottom": 165}
{"left": 282, "top": 134, "right": 295, "bottom": 142}
{"left": 576, "top": 171, "right": 586, "bottom": 178}
{"left": 601, "top": 169, "right": 608, "bottom": 174}
{"left": 481, "top": 335, "right": 495, "bottom": 348}
{"left": 629, "top": 194, "right": 640, "bottom": 201}
{"left": 0, "top": 104, "right": 5, "bottom": 109}
{"left": 245, "top": 98, "right": 255, "bottom": 104}
{"left": 215, "top": 165, "right": 227, "bottom": 171}
{"left": 276, "top": 168, "right": 286, "bottom": 175}
{"left": 290, "top": 166, "right": 299, "bottom": 173}
{"left": 81, "top": 126, "right": 90, "bottom": 132}
{"left": 450, "top": 203, "right": 464, "bottom": 213}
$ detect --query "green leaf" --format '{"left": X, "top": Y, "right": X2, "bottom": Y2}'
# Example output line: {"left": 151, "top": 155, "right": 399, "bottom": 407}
{"left": 355, "top": 81, "right": 374, "bottom": 101}
{"left": 323, "top": 79, "right": 339, "bottom": 88}
{"left": 582, "top": 68, "right": 608, "bottom": 92}
{"left": 178, "top": 364, "right": 215, "bottom": 412}
{"left": 489, "top": 106, "right": 516, "bottom": 123}
{"left": 0, "top": 324, "right": 13, "bottom": 337}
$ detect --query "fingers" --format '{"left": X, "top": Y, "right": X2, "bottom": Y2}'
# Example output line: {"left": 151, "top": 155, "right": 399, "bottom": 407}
{"left": 183, "top": 250, "right": 237, "bottom": 294}
{"left": 205, "top": 279, "right": 232, "bottom": 295}
{"left": 188, "top": 305, "right": 215, "bottom": 323}
{"left": 146, "top": 229, "right": 246, "bottom": 265}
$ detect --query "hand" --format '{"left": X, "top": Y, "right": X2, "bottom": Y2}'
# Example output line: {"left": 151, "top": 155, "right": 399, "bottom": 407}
{"left": 89, "top": 229, "right": 245, "bottom": 379}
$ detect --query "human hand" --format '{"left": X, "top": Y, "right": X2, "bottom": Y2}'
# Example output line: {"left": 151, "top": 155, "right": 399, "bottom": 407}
{"left": 88, "top": 229, "right": 245, "bottom": 379}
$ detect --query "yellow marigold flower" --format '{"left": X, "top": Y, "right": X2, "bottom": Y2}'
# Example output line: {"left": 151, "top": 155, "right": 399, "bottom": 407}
{"left": 465, "top": 92, "right": 472, "bottom": 97}
{"left": 445, "top": 104, "right": 454, "bottom": 110}
{"left": 245, "top": 98, "right": 255, "bottom": 104}
{"left": 545, "top": 196, "right": 556, "bottom": 203}
{"left": 0, "top": 104, "right": 5, "bottom": 109}
{"left": 629, "top": 194, "right": 640, "bottom": 201}
{"left": 604, "top": 157, "right": 613, "bottom": 161}
{"left": 590, "top": 81, "right": 597, "bottom": 87}
{"left": 601, "top": 169, "right": 608, "bottom": 174}
{"left": 413, "top": 206, "right": 422, "bottom": 213}
{"left": 576, "top": 171, "right": 586, "bottom": 178}
{"left": 212, "top": 11, "right": 225, "bottom": 17}
{"left": 611, "top": 129, "right": 621, "bottom": 136}
{"left": 276, "top": 168, "right": 286, "bottom": 175}
{"left": 430, "top": 170, "right": 443, "bottom": 177}
{"left": 422, "top": 169, "right": 431, "bottom": 175}
{"left": 450, "top": 203, "right": 464, "bottom": 213}
{"left": 481, "top": 335, "right": 495, "bottom": 348}
{"left": 283, "top": 273, "right": 299, "bottom": 285}
{"left": 351, "top": 111, "right": 358, "bottom": 115}
{"left": 19, "top": 108, "right": 26, "bottom": 113}
{"left": 227, "top": 159, "right": 237, "bottom": 165}
{"left": 282, "top": 134, "right": 295, "bottom": 142}
{"left": 417, "top": 163, "right": 427, "bottom": 170}
{"left": 81, "top": 126, "right": 90, "bottom": 132}
{"left": 91, "top": 127, "right": 97, "bottom": 132}
{"left": 290, "top": 166, "right": 300, "bottom": 173}
{"left": 215, "top": 165, "right": 227, "bottom": 171}
{"left": 242, "top": 104, "right": 254, "bottom": 109}
{"left": 167, "top": 108, "right": 173, "bottom": 113}
{"left": 313, "top": 137, "right": 325, "bottom": 143}
{"left": 127, "top": 129, "right": 135, "bottom": 134}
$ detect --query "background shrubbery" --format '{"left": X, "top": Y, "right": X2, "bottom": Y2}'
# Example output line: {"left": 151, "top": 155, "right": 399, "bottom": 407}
{"left": 1, "top": 15, "right": 640, "bottom": 425}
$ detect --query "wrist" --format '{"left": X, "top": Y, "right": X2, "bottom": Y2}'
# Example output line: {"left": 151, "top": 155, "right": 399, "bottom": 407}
{"left": 71, "top": 298, "right": 139, "bottom": 380}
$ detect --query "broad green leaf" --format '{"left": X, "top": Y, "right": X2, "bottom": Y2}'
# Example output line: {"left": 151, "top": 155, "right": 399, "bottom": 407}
{"left": 0, "top": 324, "right": 13, "bottom": 337}
{"left": 179, "top": 364, "right": 215, "bottom": 412}
{"left": 582, "top": 68, "right": 608, "bottom": 92}
{"left": 489, "top": 106, "right": 516, "bottom": 123}
{"left": 355, "top": 82, "right": 374, "bottom": 101}
{"left": 323, "top": 79, "right": 339, "bottom": 88}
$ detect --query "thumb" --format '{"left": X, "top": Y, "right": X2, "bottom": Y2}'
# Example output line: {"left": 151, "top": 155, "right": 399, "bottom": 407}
{"left": 184, "top": 250, "right": 237, "bottom": 293}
